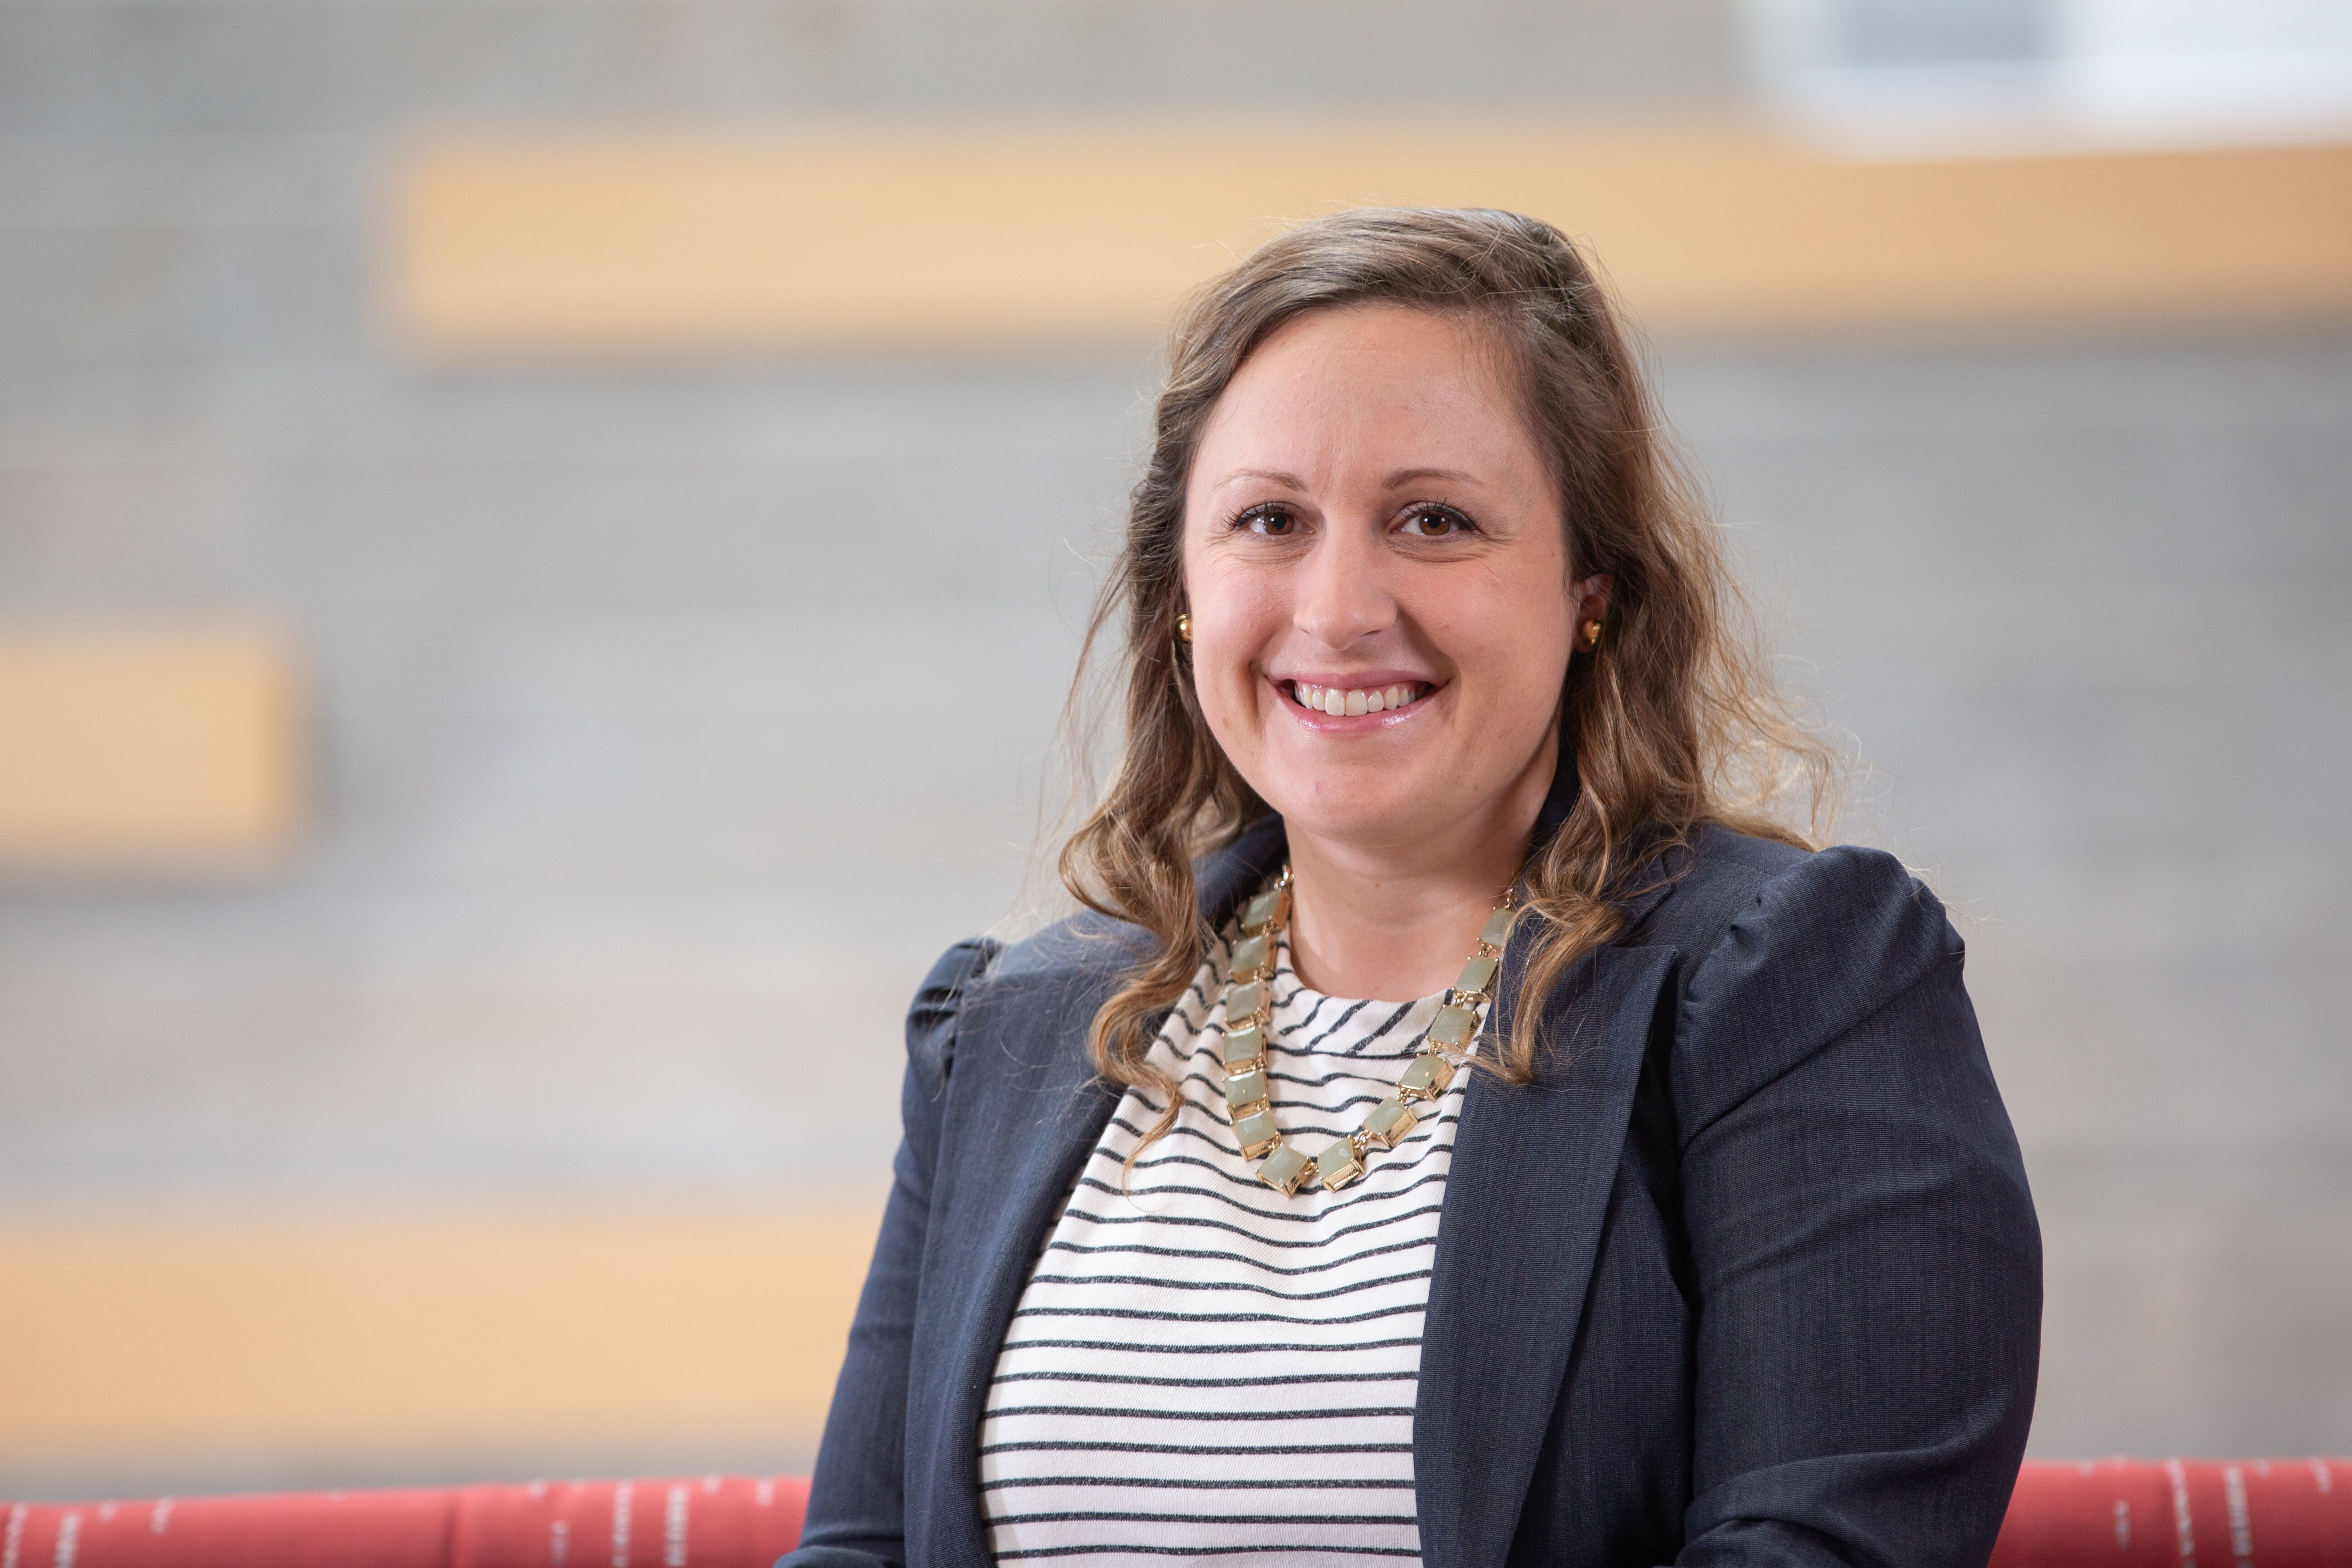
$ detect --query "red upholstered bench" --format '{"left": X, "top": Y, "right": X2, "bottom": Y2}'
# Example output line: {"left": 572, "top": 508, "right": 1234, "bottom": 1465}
{"left": 0, "top": 1475, "right": 809, "bottom": 1568}
{"left": 3, "top": 1460, "right": 2345, "bottom": 1565}
{"left": 1992, "top": 1459, "right": 2348, "bottom": 1566}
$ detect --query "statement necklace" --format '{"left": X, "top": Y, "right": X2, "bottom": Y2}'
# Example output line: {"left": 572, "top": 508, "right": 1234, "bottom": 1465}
{"left": 1220, "top": 865, "right": 1517, "bottom": 1197}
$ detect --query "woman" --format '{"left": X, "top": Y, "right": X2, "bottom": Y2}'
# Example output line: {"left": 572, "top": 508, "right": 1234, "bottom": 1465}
{"left": 783, "top": 208, "right": 2041, "bottom": 1568}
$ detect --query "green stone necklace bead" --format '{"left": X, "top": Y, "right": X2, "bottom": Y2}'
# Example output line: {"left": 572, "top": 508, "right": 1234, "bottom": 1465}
{"left": 1230, "top": 931, "right": 1273, "bottom": 981}
{"left": 1362, "top": 1098, "right": 1417, "bottom": 1148}
{"left": 1454, "top": 953, "right": 1500, "bottom": 998}
{"left": 1257, "top": 1143, "right": 1314, "bottom": 1196}
{"left": 1222, "top": 1025, "right": 1267, "bottom": 1067}
{"left": 1315, "top": 1138, "right": 1368, "bottom": 1192}
{"left": 1426, "top": 1004, "right": 1478, "bottom": 1049}
{"left": 1396, "top": 1052, "right": 1457, "bottom": 1102}
{"left": 1233, "top": 1106, "right": 1281, "bottom": 1158}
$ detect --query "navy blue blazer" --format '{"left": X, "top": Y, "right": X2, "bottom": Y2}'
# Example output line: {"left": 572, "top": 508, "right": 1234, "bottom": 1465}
{"left": 783, "top": 792, "right": 2042, "bottom": 1566}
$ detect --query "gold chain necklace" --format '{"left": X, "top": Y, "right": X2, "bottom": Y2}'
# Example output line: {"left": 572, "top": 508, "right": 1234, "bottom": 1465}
{"left": 1220, "top": 865, "right": 1517, "bottom": 1197}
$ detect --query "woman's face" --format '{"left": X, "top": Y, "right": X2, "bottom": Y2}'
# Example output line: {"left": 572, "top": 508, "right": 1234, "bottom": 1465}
{"left": 1182, "top": 303, "right": 1601, "bottom": 859}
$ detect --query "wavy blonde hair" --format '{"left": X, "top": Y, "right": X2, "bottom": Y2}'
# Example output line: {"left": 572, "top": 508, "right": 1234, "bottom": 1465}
{"left": 1058, "top": 207, "right": 1832, "bottom": 1142}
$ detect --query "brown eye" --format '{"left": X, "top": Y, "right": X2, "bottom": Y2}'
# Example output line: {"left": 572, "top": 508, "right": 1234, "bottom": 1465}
{"left": 1240, "top": 505, "right": 1299, "bottom": 537}
{"left": 1401, "top": 505, "right": 1475, "bottom": 538}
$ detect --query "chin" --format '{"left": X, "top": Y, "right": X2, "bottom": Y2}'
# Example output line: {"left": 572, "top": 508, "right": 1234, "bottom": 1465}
{"left": 1261, "top": 782, "right": 1432, "bottom": 848}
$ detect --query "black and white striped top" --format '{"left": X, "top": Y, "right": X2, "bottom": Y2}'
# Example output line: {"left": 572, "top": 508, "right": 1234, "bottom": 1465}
{"left": 978, "top": 921, "right": 1476, "bottom": 1564}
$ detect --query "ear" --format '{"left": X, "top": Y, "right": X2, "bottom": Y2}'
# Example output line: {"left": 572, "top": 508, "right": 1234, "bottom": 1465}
{"left": 1573, "top": 573, "right": 1613, "bottom": 622}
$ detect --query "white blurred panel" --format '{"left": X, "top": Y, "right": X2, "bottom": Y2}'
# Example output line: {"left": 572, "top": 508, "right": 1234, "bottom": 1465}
{"left": 1743, "top": 0, "right": 2352, "bottom": 151}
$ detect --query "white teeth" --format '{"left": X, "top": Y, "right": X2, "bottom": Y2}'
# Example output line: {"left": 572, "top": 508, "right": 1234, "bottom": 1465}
{"left": 1291, "top": 681, "right": 1426, "bottom": 713}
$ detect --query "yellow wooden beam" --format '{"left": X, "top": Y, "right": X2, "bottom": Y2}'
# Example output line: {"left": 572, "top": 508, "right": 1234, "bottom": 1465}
{"left": 0, "top": 625, "right": 302, "bottom": 876}
{"left": 0, "top": 1206, "right": 881, "bottom": 1470}
{"left": 388, "top": 119, "right": 2352, "bottom": 356}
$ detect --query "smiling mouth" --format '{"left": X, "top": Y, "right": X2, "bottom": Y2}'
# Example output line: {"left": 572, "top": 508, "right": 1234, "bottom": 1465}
{"left": 1288, "top": 680, "right": 1430, "bottom": 718}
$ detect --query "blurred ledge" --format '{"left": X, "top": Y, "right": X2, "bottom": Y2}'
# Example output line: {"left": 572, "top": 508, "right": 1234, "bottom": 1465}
{"left": 388, "top": 118, "right": 2352, "bottom": 357}
{"left": 0, "top": 624, "right": 303, "bottom": 882}
{"left": 0, "top": 1443, "right": 811, "bottom": 1510}
{"left": 0, "top": 1205, "right": 880, "bottom": 1485}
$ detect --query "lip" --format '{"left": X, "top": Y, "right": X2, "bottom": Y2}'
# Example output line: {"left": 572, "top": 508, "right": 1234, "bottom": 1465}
{"left": 1266, "top": 670, "right": 1444, "bottom": 731}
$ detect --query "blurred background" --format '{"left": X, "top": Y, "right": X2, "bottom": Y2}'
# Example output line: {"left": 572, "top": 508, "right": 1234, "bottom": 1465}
{"left": 3, "top": 0, "right": 2349, "bottom": 1501}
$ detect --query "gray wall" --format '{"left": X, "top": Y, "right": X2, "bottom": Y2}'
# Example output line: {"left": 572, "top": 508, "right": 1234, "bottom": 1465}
{"left": 3, "top": 0, "right": 2347, "bottom": 1481}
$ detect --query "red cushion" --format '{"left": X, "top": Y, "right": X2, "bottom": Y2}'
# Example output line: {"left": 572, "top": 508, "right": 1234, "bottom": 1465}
{"left": 0, "top": 1475, "right": 808, "bottom": 1568}
{"left": 7, "top": 1461, "right": 2347, "bottom": 1565}
{"left": 1989, "top": 1458, "right": 2351, "bottom": 1567}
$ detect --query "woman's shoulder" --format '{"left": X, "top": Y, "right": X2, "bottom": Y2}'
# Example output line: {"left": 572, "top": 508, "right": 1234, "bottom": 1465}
{"left": 902, "top": 817, "right": 1284, "bottom": 1084}
{"left": 1623, "top": 820, "right": 1808, "bottom": 919}
{"left": 1610, "top": 827, "right": 2002, "bottom": 1176}
{"left": 1626, "top": 824, "right": 1945, "bottom": 962}
{"left": 954, "top": 813, "right": 1285, "bottom": 994}
{"left": 1623, "top": 825, "right": 1960, "bottom": 1025}
{"left": 980, "top": 908, "right": 1155, "bottom": 986}
{"left": 1626, "top": 824, "right": 1967, "bottom": 1082}
{"left": 899, "top": 909, "right": 1152, "bottom": 1077}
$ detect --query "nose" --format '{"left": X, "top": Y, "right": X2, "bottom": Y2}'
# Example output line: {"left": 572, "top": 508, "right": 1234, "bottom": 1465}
{"left": 1293, "top": 524, "right": 1397, "bottom": 652}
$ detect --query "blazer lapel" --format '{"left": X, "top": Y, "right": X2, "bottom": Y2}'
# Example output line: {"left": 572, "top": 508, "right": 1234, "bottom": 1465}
{"left": 910, "top": 815, "right": 1293, "bottom": 1565}
{"left": 1413, "top": 937, "right": 1678, "bottom": 1568}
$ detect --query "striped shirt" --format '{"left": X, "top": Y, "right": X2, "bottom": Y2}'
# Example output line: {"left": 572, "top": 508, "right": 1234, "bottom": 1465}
{"left": 978, "top": 920, "right": 1477, "bottom": 1564}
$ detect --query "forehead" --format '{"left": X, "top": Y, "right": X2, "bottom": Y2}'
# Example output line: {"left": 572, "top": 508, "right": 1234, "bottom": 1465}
{"left": 1190, "top": 304, "right": 1539, "bottom": 486}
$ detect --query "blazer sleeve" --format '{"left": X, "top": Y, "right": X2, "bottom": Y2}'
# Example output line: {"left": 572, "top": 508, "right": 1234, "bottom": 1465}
{"left": 779, "top": 936, "right": 996, "bottom": 1568}
{"left": 1668, "top": 848, "right": 2042, "bottom": 1568}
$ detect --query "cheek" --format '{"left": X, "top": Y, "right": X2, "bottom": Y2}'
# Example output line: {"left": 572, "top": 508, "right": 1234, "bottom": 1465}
{"left": 1183, "top": 559, "right": 1277, "bottom": 722}
{"left": 1198, "top": 618, "right": 1273, "bottom": 730}
{"left": 1457, "top": 567, "right": 1575, "bottom": 722}
{"left": 1188, "top": 557, "right": 1279, "bottom": 655}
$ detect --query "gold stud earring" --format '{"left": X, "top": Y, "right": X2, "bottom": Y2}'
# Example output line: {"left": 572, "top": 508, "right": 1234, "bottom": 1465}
{"left": 1582, "top": 618, "right": 1603, "bottom": 650}
{"left": 1176, "top": 613, "right": 1193, "bottom": 643}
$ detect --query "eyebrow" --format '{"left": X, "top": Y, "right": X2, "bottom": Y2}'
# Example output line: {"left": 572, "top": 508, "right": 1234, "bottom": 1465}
{"left": 1218, "top": 467, "right": 1309, "bottom": 490}
{"left": 1382, "top": 466, "right": 1479, "bottom": 488}
{"left": 1212, "top": 466, "right": 1483, "bottom": 490}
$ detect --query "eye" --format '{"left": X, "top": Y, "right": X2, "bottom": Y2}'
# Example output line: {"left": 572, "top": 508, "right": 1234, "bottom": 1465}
{"left": 1233, "top": 503, "right": 1302, "bottom": 538}
{"left": 1399, "top": 503, "right": 1477, "bottom": 538}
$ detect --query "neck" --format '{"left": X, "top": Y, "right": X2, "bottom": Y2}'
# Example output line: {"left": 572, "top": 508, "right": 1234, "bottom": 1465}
{"left": 1281, "top": 732, "right": 1556, "bottom": 1003}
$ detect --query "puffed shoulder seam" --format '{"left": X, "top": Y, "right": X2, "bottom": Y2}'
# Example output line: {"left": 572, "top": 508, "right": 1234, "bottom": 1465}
{"left": 903, "top": 935, "right": 1000, "bottom": 1089}
{"left": 1671, "top": 845, "right": 1962, "bottom": 1152}
{"left": 1682, "top": 844, "right": 1955, "bottom": 1017}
